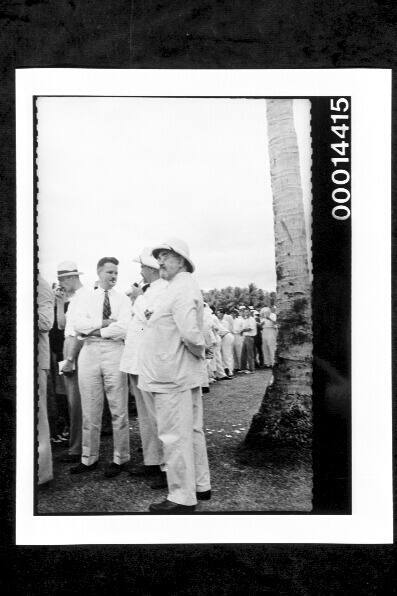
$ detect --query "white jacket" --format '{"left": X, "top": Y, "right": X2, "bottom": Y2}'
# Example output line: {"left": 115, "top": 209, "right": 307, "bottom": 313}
{"left": 119, "top": 278, "right": 168, "bottom": 375}
{"left": 138, "top": 272, "right": 206, "bottom": 393}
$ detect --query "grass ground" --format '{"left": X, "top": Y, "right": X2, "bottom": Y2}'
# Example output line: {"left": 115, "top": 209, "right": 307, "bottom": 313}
{"left": 37, "top": 369, "right": 312, "bottom": 513}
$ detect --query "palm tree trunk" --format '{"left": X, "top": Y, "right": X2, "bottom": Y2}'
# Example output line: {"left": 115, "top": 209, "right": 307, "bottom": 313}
{"left": 246, "top": 99, "right": 312, "bottom": 446}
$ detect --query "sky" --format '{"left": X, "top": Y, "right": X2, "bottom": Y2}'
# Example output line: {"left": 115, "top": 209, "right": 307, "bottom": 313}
{"left": 37, "top": 97, "right": 311, "bottom": 293}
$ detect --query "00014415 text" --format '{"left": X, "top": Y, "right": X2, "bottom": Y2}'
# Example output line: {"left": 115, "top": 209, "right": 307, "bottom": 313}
{"left": 330, "top": 97, "right": 351, "bottom": 221}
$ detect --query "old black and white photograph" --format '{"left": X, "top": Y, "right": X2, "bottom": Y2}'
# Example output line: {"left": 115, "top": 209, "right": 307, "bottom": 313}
{"left": 35, "top": 95, "right": 313, "bottom": 514}
{"left": 15, "top": 69, "right": 392, "bottom": 545}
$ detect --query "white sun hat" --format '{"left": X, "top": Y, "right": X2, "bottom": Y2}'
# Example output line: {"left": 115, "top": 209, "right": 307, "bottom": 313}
{"left": 151, "top": 238, "right": 195, "bottom": 273}
{"left": 57, "top": 261, "right": 84, "bottom": 278}
{"left": 132, "top": 247, "right": 160, "bottom": 270}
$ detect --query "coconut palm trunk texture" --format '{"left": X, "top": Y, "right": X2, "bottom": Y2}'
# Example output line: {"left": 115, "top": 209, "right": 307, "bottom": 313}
{"left": 246, "top": 99, "right": 313, "bottom": 446}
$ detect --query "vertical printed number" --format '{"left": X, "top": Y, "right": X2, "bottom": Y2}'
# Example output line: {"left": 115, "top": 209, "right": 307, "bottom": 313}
{"left": 330, "top": 98, "right": 350, "bottom": 220}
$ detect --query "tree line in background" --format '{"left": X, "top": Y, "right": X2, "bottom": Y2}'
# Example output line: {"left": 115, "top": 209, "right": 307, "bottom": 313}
{"left": 203, "top": 283, "right": 276, "bottom": 312}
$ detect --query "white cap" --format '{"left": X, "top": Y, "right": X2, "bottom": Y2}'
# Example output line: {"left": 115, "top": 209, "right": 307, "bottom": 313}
{"left": 151, "top": 238, "right": 195, "bottom": 273}
{"left": 132, "top": 247, "right": 160, "bottom": 270}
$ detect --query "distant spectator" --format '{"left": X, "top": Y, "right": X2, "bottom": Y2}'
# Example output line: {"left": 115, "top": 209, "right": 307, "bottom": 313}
{"left": 217, "top": 309, "right": 234, "bottom": 378}
{"left": 260, "top": 305, "right": 278, "bottom": 367}
{"left": 240, "top": 308, "right": 256, "bottom": 374}
{"left": 254, "top": 311, "right": 264, "bottom": 368}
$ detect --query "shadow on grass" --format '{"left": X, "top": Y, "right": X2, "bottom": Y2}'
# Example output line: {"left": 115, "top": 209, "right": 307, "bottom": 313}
{"left": 235, "top": 441, "right": 312, "bottom": 469}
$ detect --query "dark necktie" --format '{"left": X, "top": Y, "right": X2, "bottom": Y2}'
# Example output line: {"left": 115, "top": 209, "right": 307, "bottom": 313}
{"left": 103, "top": 290, "right": 111, "bottom": 319}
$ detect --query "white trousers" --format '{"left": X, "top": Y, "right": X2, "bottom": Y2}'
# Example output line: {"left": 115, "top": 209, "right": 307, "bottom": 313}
{"left": 154, "top": 387, "right": 211, "bottom": 506}
{"left": 221, "top": 333, "right": 234, "bottom": 372}
{"left": 262, "top": 327, "right": 278, "bottom": 366}
{"left": 214, "top": 342, "right": 225, "bottom": 378}
{"left": 63, "top": 338, "right": 83, "bottom": 456}
{"left": 233, "top": 335, "right": 243, "bottom": 369}
{"left": 38, "top": 369, "right": 53, "bottom": 485}
{"left": 78, "top": 340, "right": 130, "bottom": 466}
{"left": 129, "top": 374, "right": 164, "bottom": 467}
{"left": 206, "top": 359, "right": 215, "bottom": 379}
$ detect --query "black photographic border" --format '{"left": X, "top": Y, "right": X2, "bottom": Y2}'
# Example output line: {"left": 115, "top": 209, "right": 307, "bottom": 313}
{"left": 32, "top": 93, "right": 351, "bottom": 517}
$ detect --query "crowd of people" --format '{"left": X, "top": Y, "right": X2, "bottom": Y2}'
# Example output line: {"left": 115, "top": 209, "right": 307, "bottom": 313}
{"left": 202, "top": 303, "right": 277, "bottom": 387}
{"left": 37, "top": 238, "right": 277, "bottom": 513}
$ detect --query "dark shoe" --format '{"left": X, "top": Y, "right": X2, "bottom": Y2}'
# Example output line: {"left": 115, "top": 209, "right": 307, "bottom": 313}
{"left": 149, "top": 499, "right": 196, "bottom": 513}
{"left": 38, "top": 479, "right": 53, "bottom": 490}
{"left": 58, "top": 453, "right": 81, "bottom": 463}
{"left": 150, "top": 471, "right": 168, "bottom": 489}
{"left": 129, "top": 465, "right": 161, "bottom": 478}
{"left": 104, "top": 462, "right": 128, "bottom": 478}
{"left": 196, "top": 490, "right": 211, "bottom": 501}
{"left": 70, "top": 461, "right": 98, "bottom": 474}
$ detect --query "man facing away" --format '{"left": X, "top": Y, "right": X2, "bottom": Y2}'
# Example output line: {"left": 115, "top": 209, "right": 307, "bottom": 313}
{"left": 138, "top": 238, "right": 211, "bottom": 513}
{"left": 120, "top": 248, "right": 168, "bottom": 488}
{"left": 55, "top": 260, "right": 87, "bottom": 463}
{"left": 260, "top": 304, "right": 278, "bottom": 368}
{"left": 70, "top": 257, "right": 131, "bottom": 478}
{"left": 216, "top": 308, "right": 235, "bottom": 378}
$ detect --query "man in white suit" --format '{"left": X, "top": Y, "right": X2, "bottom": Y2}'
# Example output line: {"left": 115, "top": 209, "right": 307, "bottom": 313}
{"left": 139, "top": 238, "right": 211, "bottom": 513}
{"left": 120, "top": 248, "right": 168, "bottom": 488}
{"left": 70, "top": 257, "right": 131, "bottom": 478}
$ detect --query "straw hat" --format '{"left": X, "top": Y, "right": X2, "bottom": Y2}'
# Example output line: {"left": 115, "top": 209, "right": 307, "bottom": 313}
{"left": 57, "top": 261, "right": 83, "bottom": 278}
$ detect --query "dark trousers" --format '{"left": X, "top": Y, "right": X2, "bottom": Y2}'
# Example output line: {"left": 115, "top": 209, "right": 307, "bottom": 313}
{"left": 47, "top": 353, "right": 69, "bottom": 438}
{"left": 241, "top": 336, "right": 255, "bottom": 371}
{"left": 254, "top": 336, "right": 264, "bottom": 367}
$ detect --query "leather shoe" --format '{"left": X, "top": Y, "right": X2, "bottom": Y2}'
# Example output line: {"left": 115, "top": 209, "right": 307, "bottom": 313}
{"left": 70, "top": 461, "right": 98, "bottom": 474}
{"left": 150, "top": 471, "right": 168, "bottom": 489}
{"left": 104, "top": 462, "right": 128, "bottom": 478}
{"left": 196, "top": 490, "right": 211, "bottom": 501}
{"left": 149, "top": 499, "right": 196, "bottom": 513}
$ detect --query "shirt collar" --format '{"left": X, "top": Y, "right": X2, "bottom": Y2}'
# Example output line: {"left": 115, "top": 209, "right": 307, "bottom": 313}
{"left": 97, "top": 286, "right": 115, "bottom": 295}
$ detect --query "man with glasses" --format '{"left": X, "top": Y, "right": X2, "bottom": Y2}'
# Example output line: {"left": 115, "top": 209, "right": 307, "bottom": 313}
{"left": 139, "top": 238, "right": 211, "bottom": 513}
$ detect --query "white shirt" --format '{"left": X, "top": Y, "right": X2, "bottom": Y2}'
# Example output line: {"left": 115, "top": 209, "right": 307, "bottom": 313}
{"left": 73, "top": 286, "right": 131, "bottom": 342}
{"left": 120, "top": 278, "right": 168, "bottom": 374}
{"left": 211, "top": 314, "right": 229, "bottom": 340}
{"left": 64, "top": 286, "right": 91, "bottom": 337}
{"left": 220, "top": 313, "right": 233, "bottom": 333}
{"left": 260, "top": 307, "right": 277, "bottom": 328}
{"left": 242, "top": 316, "right": 257, "bottom": 336}
{"left": 232, "top": 316, "right": 244, "bottom": 335}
